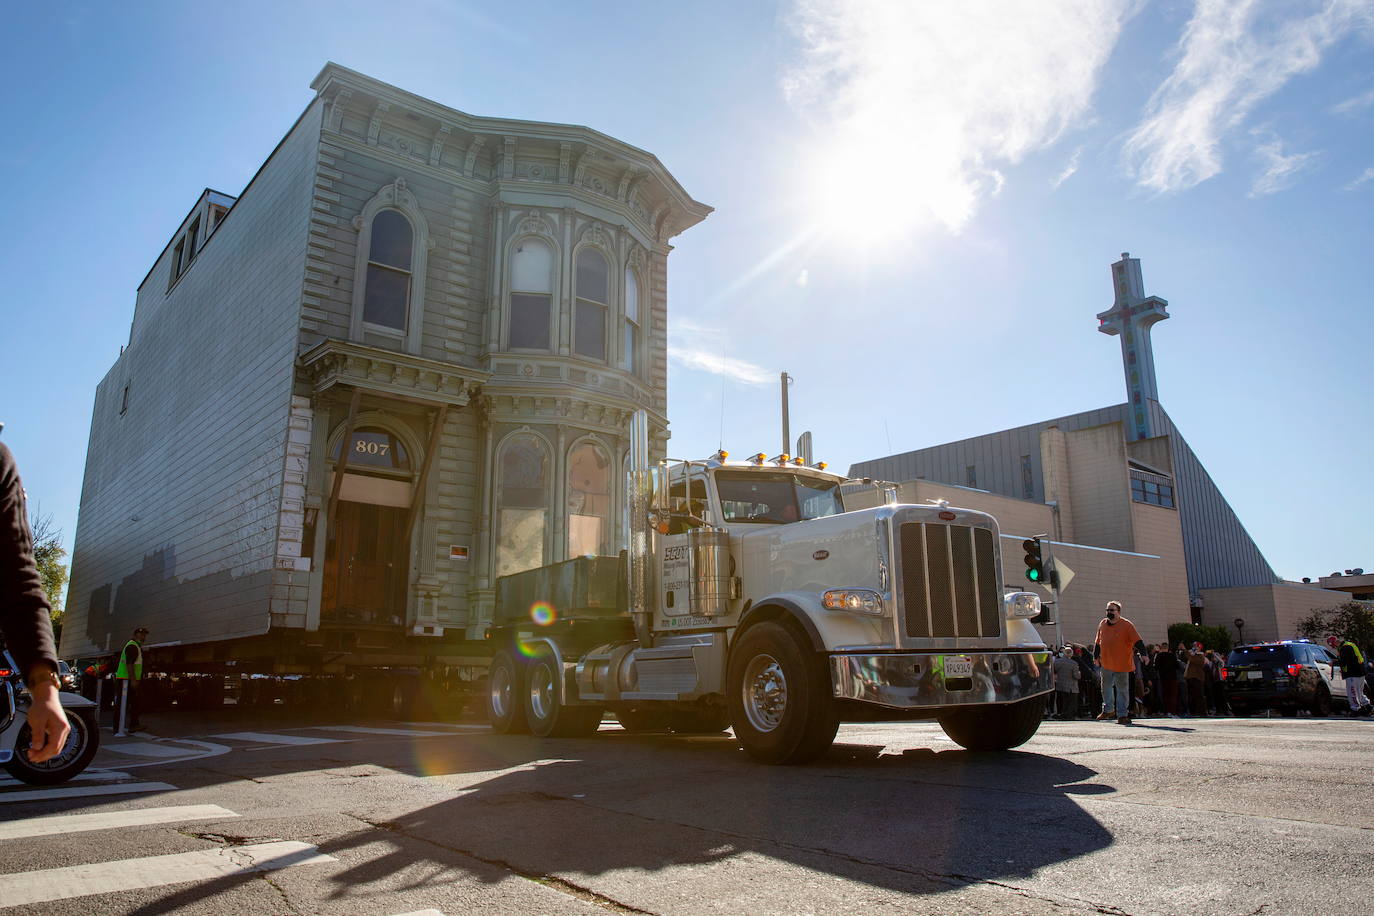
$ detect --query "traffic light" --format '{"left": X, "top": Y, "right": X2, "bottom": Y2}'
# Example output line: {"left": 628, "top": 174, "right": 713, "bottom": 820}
{"left": 1023, "top": 538, "right": 1047, "bottom": 584}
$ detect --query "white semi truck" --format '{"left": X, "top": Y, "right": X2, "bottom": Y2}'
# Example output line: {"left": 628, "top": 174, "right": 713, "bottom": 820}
{"left": 486, "top": 412, "right": 1052, "bottom": 764}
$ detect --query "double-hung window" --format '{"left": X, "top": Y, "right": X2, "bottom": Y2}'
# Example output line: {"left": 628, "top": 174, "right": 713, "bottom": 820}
{"left": 362, "top": 209, "right": 414, "bottom": 332}
{"left": 574, "top": 249, "right": 608, "bottom": 361}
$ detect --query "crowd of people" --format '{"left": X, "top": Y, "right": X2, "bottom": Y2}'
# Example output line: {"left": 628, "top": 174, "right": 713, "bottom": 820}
{"left": 1049, "top": 600, "right": 1373, "bottom": 722}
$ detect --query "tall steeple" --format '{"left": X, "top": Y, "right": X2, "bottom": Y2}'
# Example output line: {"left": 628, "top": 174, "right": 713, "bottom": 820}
{"left": 1096, "top": 252, "right": 1170, "bottom": 440}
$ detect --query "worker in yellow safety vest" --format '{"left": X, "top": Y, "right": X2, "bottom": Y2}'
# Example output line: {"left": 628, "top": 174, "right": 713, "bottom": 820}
{"left": 115, "top": 626, "right": 149, "bottom": 732}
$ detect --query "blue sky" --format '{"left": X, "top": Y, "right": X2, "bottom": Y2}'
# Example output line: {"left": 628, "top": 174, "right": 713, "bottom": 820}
{"left": 2, "top": 0, "right": 1370, "bottom": 588}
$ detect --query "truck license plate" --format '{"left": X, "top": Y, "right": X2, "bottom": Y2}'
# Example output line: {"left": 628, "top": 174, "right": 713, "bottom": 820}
{"left": 946, "top": 656, "right": 973, "bottom": 678}
{"left": 1246, "top": 670, "right": 1262, "bottom": 679}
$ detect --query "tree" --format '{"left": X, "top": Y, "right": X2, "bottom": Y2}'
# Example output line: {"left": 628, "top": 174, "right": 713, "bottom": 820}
{"left": 1167, "top": 622, "right": 1232, "bottom": 653}
{"left": 29, "top": 508, "right": 68, "bottom": 643}
{"left": 1295, "top": 601, "right": 1374, "bottom": 655}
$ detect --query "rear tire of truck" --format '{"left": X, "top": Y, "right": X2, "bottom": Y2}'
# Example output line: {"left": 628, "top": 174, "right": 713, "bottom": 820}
{"left": 727, "top": 620, "right": 838, "bottom": 765}
{"left": 488, "top": 650, "right": 529, "bottom": 734}
{"left": 938, "top": 694, "right": 1046, "bottom": 752}
{"left": 524, "top": 652, "right": 602, "bottom": 739}
{"left": 1311, "top": 688, "right": 1332, "bottom": 717}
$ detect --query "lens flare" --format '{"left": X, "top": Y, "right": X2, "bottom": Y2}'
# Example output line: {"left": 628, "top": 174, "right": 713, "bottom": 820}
{"left": 530, "top": 602, "right": 556, "bottom": 626}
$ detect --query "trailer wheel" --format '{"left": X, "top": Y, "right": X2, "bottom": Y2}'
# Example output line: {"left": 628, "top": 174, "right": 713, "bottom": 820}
{"left": 524, "top": 651, "right": 602, "bottom": 739}
{"left": 488, "top": 650, "right": 529, "bottom": 734}
{"left": 937, "top": 694, "right": 1046, "bottom": 751}
{"left": 727, "top": 620, "right": 838, "bottom": 764}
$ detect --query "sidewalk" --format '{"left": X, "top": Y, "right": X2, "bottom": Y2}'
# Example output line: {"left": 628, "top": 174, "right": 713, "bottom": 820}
{"left": 92, "top": 730, "right": 228, "bottom": 769}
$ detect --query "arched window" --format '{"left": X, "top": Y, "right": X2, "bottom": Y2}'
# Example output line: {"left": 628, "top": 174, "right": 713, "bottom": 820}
{"left": 363, "top": 210, "right": 413, "bottom": 331}
{"left": 567, "top": 440, "right": 611, "bottom": 557}
{"left": 350, "top": 179, "right": 429, "bottom": 353}
{"left": 574, "top": 248, "right": 608, "bottom": 361}
{"left": 509, "top": 239, "right": 553, "bottom": 350}
{"left": 496, "top": 434, "right": 550, "bottom": 577}
{"left": 330, "top": 426, "right": 411, "bottom": 473}
{"left": 623, "top": 267, "right": 640, "bottom": 374}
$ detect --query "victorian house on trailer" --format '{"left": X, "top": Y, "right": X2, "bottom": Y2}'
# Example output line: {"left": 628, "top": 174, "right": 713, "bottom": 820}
{"left": 62, "top": 63, "right": 710, "bottom": 666}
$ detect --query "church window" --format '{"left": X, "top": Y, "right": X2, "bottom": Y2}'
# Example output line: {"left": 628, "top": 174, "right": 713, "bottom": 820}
{"left": 496, "top": 434, "right": 550, "bottom": 577}
{"left": 574, "top": 248, "right": 608, "bottom": 361}
{"left": 363, "top": 209, "right": 413, "bottom": 332}
{"left": 623, "top": 267, "right": 640, "bottom": 374}
{"left": 509, "top": 239, "right": 553, "bottom": 350}
{"left": 567, "top": 440, "right": 611, "bottom": 557}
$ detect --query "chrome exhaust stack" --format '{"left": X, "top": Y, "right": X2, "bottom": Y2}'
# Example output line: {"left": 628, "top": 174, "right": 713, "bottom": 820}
{"left": 626, "top": 410, "right": 659, "bottom": 648}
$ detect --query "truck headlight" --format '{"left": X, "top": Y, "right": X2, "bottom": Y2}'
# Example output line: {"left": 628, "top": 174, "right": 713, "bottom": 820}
{"left": 1004, "top": 591, "right": 1041, "bottom": 619}
{"left": 822, "top": 589, "right": 886, "bottom": 616}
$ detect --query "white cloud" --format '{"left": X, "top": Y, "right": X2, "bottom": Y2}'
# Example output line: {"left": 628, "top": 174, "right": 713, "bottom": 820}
{"left": 668, "top": 320, "right": 774, "bottom": 386}
{"left": 1332, "top": 86, "right": 1374, "bottom": 114}
{"left": 796, "top": 269, "right": 810, "bottom": 287}
{"left": 1248, "top": 135, "right": 1320, "bottom": 196}
{"left": 1052, "top": 147, "right": 1084, "bottom": 189}
{"left": 1125, "top": 0, "right": 1374, "bottom": 194}
{"left": 1345, "top": 166, "right": 1374, "bottom": 189}
{"left": 781, "top": 0, "right": 1133, "bottom": 234}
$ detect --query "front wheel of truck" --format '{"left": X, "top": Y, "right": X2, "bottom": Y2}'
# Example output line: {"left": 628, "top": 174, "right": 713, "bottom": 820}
{"left": 727, "top": 620, "right": 838, "bottom": 764}
{"left": 524, "top": 651, "right": 602, "bottom": 739}
{"left": 938, "top": 694, "right": 1047, "bottom": 751}
{"left": 488, "top": 650, "right": 529, "bottom": 734}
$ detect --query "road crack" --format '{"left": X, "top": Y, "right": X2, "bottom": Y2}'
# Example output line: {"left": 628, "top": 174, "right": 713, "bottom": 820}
{"left": 342, "top": 812, "right": 657, "bottom": 915}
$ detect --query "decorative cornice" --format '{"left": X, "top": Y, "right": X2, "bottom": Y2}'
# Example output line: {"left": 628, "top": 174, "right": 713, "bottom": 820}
{"left": 299, "top": 339, "right": 488, "bottom": 407}
{"left": 501, "top": 136, "right": 517, "bottom": 180}
{"left": 327, "top": 88, "right": 353, "bottom": 133}
{"left": 367, "top": 101, "right": 390, "bottom": 146}
{"left": 429, "top": 124, "right": 451, "bottom": 168}
{"left": 559, "top": 142, "right": 572, "bottom": 184}
{"left": 463, "top": 135, "right": 486, "bottom": 178}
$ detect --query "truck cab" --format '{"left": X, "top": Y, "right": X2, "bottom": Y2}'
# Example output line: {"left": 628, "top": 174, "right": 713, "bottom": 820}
{"left": 487, "top": 425, "right": 1052, "bottom": 765}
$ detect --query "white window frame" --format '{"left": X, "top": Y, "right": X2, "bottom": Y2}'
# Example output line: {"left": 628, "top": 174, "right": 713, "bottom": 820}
{"left": 351, "top": 178, "right": 430, "bottom": 354}
{"left": 505, "top": 234, "right": 558, "bottom": 353}
{"left": 572, "top": 245, "right": 611, "bottom": 363}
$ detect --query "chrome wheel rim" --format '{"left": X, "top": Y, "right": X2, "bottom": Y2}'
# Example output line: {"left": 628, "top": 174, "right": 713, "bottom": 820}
{"left": 742, "top": 653, "right": 787, "bottom": 733}
{"left": 490, "top": 663, "right": 514, "bottom": 721}
{"left": 529, "top": 662, "right": 555, "bottom": 723}
{"left": 22, "top": 714, "right": 87, "bottom": 770}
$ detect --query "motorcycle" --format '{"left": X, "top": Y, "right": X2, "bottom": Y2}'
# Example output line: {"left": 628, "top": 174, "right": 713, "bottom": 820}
{"left": 1, "top": 649, "right": 101, "bottom": 785}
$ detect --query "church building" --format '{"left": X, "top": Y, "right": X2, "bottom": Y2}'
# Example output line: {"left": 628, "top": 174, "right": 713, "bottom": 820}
{"left": 62, "top": 64, "right": 709, "bottom": 665}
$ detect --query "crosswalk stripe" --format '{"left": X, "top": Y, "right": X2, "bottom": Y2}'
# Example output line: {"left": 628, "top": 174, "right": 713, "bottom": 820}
{"left": 0, "top": 804, "right": 239, "bottom": 841}
{"left": 0, "top": 769, "right": 131, "bottom": 787}
{"left": 211, "top": 732, "right": 346, "bottom": 746}
{"left": 0, "top": 841, "right": 336, "bottom": 907}
{"left": 302, "top": 726, "right": 452, "bottom": 737}
{"left": 0, "top": 782, "right": 175, "bottom": 805}
{"left": 405, "top": 722, "right": 490, "bottom": 731}
{"left": 101, "top": 741, "right": 199, "bottom": 758}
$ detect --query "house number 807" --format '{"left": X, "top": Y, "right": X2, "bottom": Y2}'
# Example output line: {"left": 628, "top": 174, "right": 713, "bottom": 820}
{"left": 354, "top": 440, "right": 390, "bottom": 456}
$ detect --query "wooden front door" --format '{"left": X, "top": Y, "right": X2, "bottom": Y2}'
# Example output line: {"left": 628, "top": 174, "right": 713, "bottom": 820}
{"left": 322, "top": 500, "right": 408, "bottom": 625}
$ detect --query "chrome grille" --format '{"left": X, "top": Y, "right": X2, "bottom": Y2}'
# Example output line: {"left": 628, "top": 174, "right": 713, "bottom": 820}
{"left": 899, "top": 523, "right": 1001, "bottom": 639}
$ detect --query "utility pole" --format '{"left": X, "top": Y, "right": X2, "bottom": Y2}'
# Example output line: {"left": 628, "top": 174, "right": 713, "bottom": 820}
{"left": 780, "top": 371, "right": 792, "bottom": 456}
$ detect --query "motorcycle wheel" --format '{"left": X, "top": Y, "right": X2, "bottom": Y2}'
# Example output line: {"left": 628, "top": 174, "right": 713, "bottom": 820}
{"left": 4, "top": 707, "right": 101, "bottom": 786}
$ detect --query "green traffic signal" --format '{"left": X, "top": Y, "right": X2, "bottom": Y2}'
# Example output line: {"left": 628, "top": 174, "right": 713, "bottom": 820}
{"left": 1022, "top": 538, "right": 1046, "bottom": 584}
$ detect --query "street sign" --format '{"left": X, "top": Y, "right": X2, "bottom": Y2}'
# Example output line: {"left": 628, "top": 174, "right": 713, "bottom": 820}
{"left": 1051, "top": 557, "right": 1076, "bottom": 592}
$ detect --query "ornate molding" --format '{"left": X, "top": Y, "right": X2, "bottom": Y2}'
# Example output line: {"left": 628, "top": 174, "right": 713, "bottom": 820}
{"left": 580, "top": 221, "right": 611, "bottom": 250}
{"left": 481, "top": 393, "right": 642, "bottom": 432}
{"left": 428, "top": 124, "right": 451, "bottom": 167}
{"left": 559, "top": 142, "right": 572, "bottom": 184}
{"left": 300, "top": 339, "right": 488, "bottom": 407}
{"left": 572, "top": 152, "right": 588, "bottom": 187}
{"left": 327, "top": 88, "right": 353, "bottom": 133}
{"left": 367, "top": 101, "right": 390, "bottom": 146}
{"left": 350, "top": 177, "right": 417, "bottom": 231}
{"left": 627, "top": 246, "right": 647, "bottom": 273}
{"left": 515, "top": 208, "right": 555, "bottom": 239}
{"left": 463, "top": 135, "right": 486, "bottom": 178}
{"left": 501, "top": 136, "right": 517, "bottom": 180}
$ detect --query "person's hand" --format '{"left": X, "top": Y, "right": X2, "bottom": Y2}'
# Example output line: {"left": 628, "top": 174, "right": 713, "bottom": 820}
{"left": 25, "top": 675, "right": 71, "bottom": 763}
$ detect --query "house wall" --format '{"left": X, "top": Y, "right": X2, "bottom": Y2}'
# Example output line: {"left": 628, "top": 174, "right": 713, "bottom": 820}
{"left": 61, "top": 100, "right": 324, "bottom": 658}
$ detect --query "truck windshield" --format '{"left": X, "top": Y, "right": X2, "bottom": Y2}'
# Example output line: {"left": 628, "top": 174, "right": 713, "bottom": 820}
{"left": 715, "top": 472, "right": 843, "bottom": 524}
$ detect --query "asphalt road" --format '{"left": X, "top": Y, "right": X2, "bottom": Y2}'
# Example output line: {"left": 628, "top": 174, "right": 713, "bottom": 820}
{"left": 2, "top": 708, "right": 1372, "bottom": 915}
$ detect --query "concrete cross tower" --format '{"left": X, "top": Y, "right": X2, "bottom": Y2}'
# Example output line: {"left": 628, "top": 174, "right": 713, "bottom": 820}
{"left": 1096, "top": 252, "right": 1170, "bottom": 440}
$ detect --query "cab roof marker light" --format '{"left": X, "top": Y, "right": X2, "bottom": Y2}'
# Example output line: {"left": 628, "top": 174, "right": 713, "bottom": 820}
{"left": 714, "top": 449, "right": 729, "bottom": 461}
{"left": 770, "top": 454, "right": 790, "bottom": 465}
{"left": 814, "top": 461, "right": 827, "bottom": 470}
{"left": 751, "top": 452, "right": 766, "bottom": 465}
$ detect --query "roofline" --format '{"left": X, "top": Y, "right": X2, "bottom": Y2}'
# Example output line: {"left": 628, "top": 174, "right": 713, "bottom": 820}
{"left": 309, "top": 62, "right": 711, "bottom": 224}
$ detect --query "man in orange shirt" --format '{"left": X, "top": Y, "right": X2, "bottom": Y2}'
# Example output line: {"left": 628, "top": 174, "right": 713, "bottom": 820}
{"left": 1094, "top": 601, "right": 1146, "bottom": 725}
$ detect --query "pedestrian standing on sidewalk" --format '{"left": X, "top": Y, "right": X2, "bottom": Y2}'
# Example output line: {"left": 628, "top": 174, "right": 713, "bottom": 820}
{"left": 1053, "top": 648, "right": 1081, "bottom": 720}
{"left": 1094, "top": 601, "right": 1146, "bottom": 725}
{"left": 115, "top": 626, "right": 149, "bottom": 734}
{"left": 1154, "top": 643, "right": 1180, "bottom": 716}
{"left": 0, "top": 440, "right": 70, "bottom": 762}
{"left": 1184, "top": 647, "right": 1209, "bottom": 717}
{"left": 1335, "top": 637, "right": 1372, "bottom": 717}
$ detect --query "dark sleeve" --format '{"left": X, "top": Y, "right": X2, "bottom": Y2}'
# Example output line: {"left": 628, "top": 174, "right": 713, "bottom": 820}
{"left": 123, "top": 643, "right": 138, "bottom": 667}
{"left": 0, "top": 443, "right": 58, "bottom": 678}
